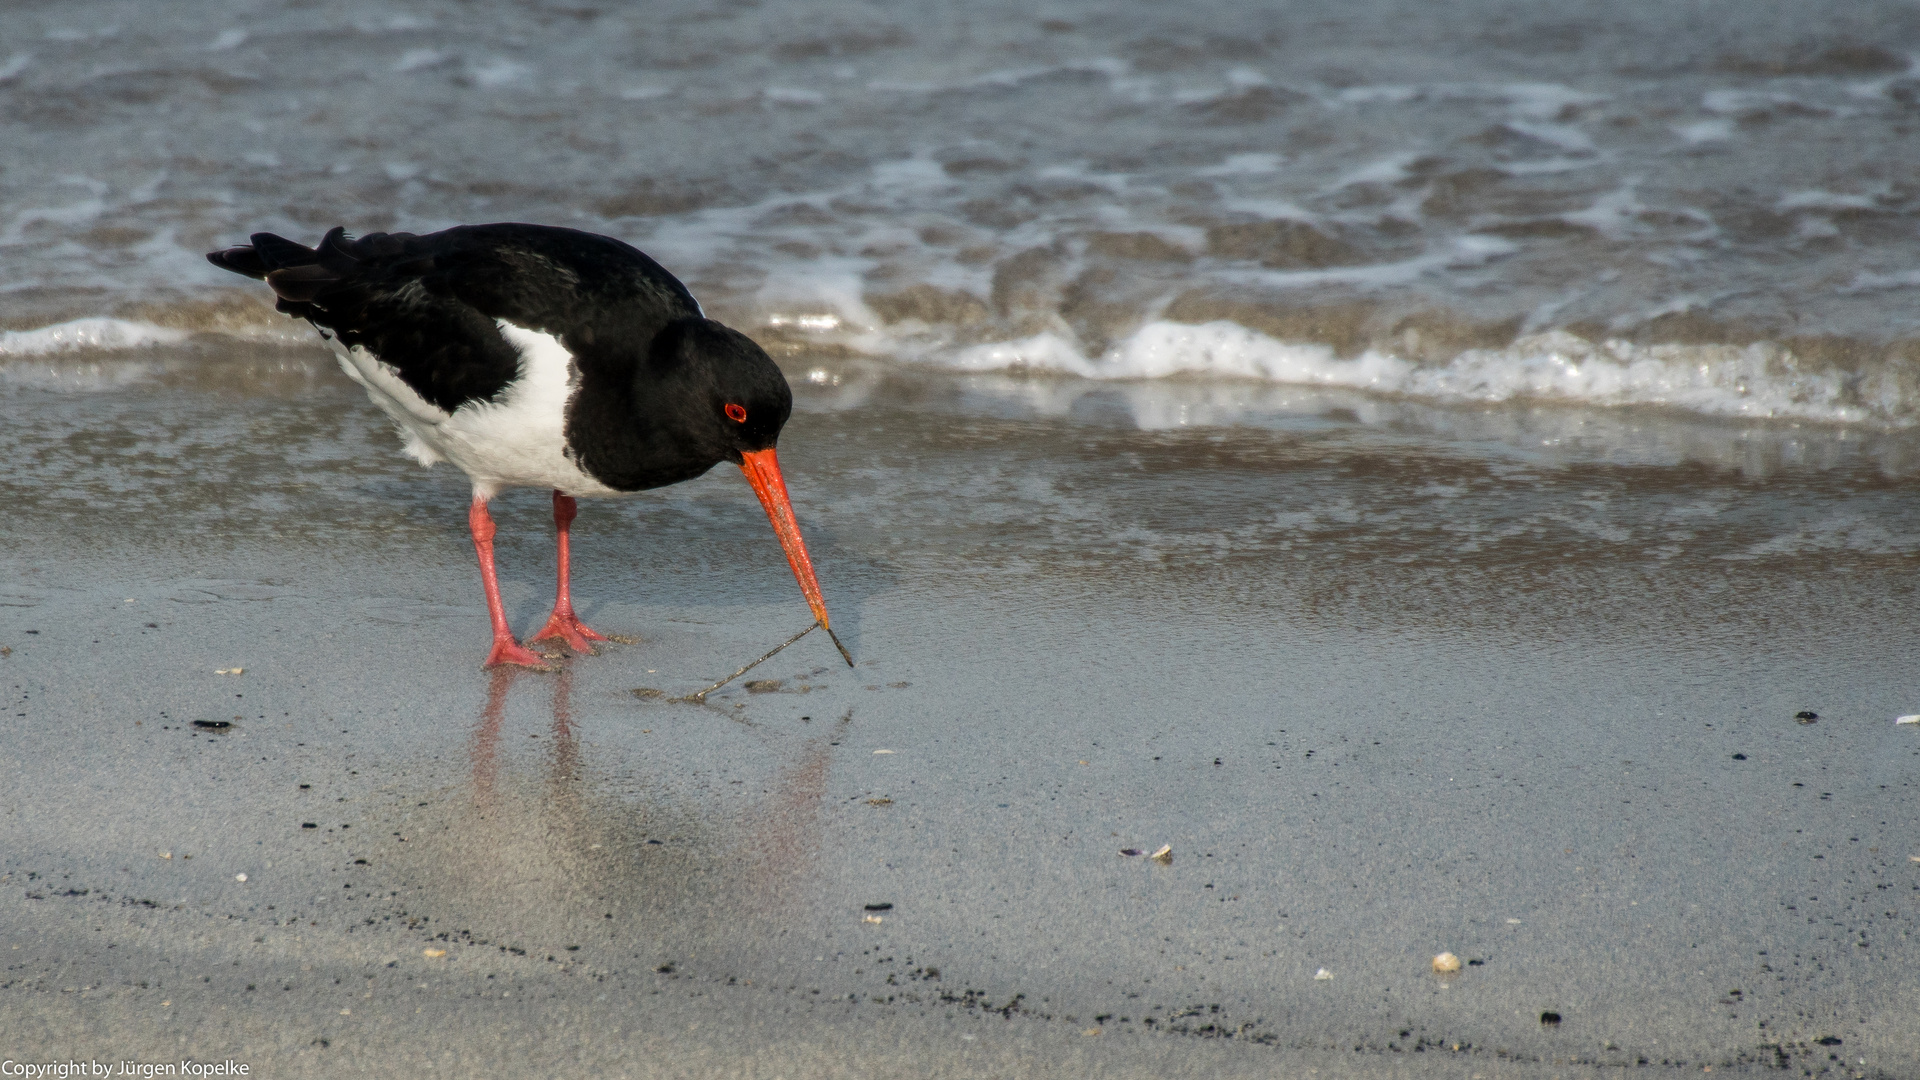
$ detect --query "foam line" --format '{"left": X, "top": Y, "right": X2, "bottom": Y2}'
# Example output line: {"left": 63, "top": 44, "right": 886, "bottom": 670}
{"left": 931, "top": 321, "right": 1912, "bottom": 427}
{"left": 0, "top": 318, "right": 189, "bottom": 356}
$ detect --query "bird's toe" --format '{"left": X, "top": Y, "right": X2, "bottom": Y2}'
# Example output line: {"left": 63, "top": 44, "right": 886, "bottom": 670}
{"left": 483, "top": 638, "right": 554, "bottom": 671}
{"left": 531, "top": 611, "right": 609, "bottom": 653}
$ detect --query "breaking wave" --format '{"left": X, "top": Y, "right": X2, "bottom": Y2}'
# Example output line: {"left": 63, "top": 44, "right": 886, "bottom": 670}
{"left": 8, "top": 310, "right": 1919, "bottom": 428}
{"left": 928, "top": 321, "right": 1918, "bottom": 427}
{"left": 0, "top": 317, "right": 188, "bottom": 356}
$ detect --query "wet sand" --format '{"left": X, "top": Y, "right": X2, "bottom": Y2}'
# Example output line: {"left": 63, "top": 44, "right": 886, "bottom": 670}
{"left": 2, "top": 359, "right": 1918, "bottom": 1078}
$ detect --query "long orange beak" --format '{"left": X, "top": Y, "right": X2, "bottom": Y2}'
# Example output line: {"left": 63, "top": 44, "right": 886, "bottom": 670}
{"left": 739, "top": 448, "right": 852, "bottom": 665}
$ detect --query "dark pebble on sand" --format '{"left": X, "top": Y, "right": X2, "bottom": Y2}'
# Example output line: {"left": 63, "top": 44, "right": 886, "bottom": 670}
{"left": 1795, "top": 711, "right": 1818, "bottom": 723}
{"left": 863, "top": 903, "right": 892, "bottom": 911}
{"left": 656, "top": 964, "right": 674, "bottom": 973}
{"left": 1540, "top": 1011, "right": 1562, "bottom": 1026}
{"left": 301, "top": 822, "right": 317, "bottom": 829}
{"left": 1731, "top": 753, "right": 1746, "bottom": 760}
{"left": 193, "top": 720, "right": 231, "bottom": 730}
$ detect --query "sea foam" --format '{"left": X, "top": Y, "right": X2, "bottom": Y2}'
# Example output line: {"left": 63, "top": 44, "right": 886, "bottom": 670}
{"left": 929, "top": 321, "right": 1913, "bottom": 427}
{"left": 0, "top": 318, "right": 188, "bottom": 356}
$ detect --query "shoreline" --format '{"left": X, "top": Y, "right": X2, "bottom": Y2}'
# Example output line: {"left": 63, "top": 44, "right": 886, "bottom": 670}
{"left": 0, "top": 368, "right": 1915, "bottom": 1077}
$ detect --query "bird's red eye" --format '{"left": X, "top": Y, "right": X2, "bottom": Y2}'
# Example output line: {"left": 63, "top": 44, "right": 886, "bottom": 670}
{"left": 725, "top": 403, "right": 747, "bottom": 423}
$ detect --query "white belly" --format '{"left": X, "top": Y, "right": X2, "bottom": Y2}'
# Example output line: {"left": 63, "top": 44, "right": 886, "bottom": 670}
{"left": 330, "top": 320, "right": 620, "bottom": 500}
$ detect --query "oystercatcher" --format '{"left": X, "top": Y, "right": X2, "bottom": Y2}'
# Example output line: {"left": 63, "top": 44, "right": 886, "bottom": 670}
{"left": 207, "top": 223, "right": 847, "bottom": 670}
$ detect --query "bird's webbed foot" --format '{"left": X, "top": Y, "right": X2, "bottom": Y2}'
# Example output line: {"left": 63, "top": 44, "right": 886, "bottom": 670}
{"left": 529, "top": 607, "right": 609, "bottom": 654}
{"left": 483, "top": 636, "right": 553, "bottom": 670}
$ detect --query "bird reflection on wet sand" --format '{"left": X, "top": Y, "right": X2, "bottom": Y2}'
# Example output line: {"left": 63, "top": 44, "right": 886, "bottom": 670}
{"left": 381, "top": 661, "right": 848, "bottom": 973}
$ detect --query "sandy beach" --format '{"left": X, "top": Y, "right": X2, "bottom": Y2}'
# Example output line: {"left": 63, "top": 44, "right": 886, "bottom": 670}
{"left": 1, "top": 349, "right": 1915, "bottom": 1077}
{"left": 6, "top": 1, "right": 1920, "bottom": 1070}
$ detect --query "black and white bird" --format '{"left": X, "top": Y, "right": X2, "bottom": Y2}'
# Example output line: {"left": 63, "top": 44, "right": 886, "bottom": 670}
{"left": 207, "top": 223, "right": 846, "bottom": 670}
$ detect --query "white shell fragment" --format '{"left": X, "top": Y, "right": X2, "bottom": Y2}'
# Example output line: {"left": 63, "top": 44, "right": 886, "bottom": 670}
{"left": 1313, "top": 968, "right": 1333, "bottom": 980}
{"left": 1150, "top": 845, "right": 1173, "bottom": 864}
{"left": 234, "top": 873, "right": 247, "bottom": 882}
{"left": 1895, "top": 715, "right": 1919, "bottom": 725}
{"left": 215, "top": 667, "right": 244, "bottom": 675}
{"left": 1432, "top": 952, "right": 1462, "bottom": 973}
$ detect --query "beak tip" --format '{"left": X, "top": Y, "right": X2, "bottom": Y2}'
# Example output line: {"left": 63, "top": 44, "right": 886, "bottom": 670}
{"left": 824, "top": 624, "right": 855, "bottom": 667}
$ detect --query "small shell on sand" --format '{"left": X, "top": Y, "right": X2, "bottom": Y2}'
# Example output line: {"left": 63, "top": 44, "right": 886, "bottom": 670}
{"left": 1313, "top": 968, "right": 1333, "bottom": 980}
{"left": 1895, "top": 715, "right": 1920, "bottom": 725}
{"left": 1150, "top": 845, "right": 1173, "bottom": 864}
{"left": 423, "top": 948, "right": 447, "bottom": 958}
{"left": 1432, "top": 952, "right": 1462, "bottom": 973}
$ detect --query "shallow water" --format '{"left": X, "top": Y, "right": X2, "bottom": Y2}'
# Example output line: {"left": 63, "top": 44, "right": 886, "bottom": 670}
{"left": 5, "top": 0, "right": 1920, "bottom": 423}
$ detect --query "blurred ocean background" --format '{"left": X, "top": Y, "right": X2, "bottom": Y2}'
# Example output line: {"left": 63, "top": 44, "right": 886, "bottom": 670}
{"left": 3, "top": 0, "right": 1920, "bottom": 459}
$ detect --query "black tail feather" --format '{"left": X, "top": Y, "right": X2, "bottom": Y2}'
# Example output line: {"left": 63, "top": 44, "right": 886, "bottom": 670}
{"left": 318, "top": 226, "right": 361, "bottom": 259}
{"left": 264, "top": 264, "right": 339, "bottom": 303}
{"left": 248, "top": 231, "right": 323, "bottom": 268}
{"left": 205, "top": 246, "right": 270, "bottom": 279}
{"left": 207, "top": 229, "right": 366, "bottom": 301}
{"left": 206, "top": 230, "right": 317, "bottom": 281}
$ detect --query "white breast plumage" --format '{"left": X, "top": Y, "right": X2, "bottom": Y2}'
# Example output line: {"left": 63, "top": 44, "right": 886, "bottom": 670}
{"left": 330, "top": 320, "right": 620, "bottom": 499}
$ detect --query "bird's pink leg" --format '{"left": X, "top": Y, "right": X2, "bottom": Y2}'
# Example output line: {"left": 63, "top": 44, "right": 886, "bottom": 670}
{"left": 530, "top": 490, "right": 609, "bottom": 653}
{"left": 470, "top": 496, "right": 547, "bottom": 669}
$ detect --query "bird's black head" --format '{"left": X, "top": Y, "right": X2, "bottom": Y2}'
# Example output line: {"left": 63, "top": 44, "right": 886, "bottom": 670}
{"left": 626, "top": 315, "right": 845, "bottom": 658}
{"left": 649, "top": 318, "right": 793, "bottom": 464}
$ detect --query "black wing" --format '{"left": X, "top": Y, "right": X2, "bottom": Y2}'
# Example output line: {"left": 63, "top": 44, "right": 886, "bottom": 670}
{"left": 207, "top": 223, "right": 703, "bottom": 411}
